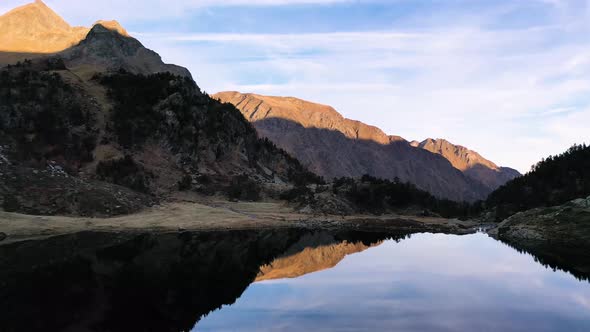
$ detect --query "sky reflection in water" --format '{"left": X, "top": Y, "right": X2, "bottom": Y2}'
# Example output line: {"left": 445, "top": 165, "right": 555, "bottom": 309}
{"left": 195, "top": 233, "right": 590, "bottom": 331}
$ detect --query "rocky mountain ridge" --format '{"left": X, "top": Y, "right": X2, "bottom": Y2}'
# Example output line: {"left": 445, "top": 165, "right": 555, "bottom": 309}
{"left": 214, "top": 91, "right": 519, "bottom": 201}
{"left": 413, "top": 138, "right": 520, "bottom": 190}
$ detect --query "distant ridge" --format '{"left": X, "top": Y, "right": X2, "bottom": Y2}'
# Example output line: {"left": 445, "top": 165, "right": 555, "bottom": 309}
{"left": 415, "top": 138, "right": 520, "bottom": 191}
{"left": 213, "top": 91, "right": 507, "bottom": 201}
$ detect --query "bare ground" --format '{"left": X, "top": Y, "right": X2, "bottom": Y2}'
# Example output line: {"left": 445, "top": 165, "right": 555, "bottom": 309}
{"left": 0, "top": 196, "right": 478, "bottom": 244}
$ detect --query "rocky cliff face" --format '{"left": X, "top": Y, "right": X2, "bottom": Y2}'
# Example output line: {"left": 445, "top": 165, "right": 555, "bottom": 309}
{"left": 415, "top": 138, "right": 520, "bottom": 191}
{"left": 214, "top": 91, "right": 501, "bottom": 202}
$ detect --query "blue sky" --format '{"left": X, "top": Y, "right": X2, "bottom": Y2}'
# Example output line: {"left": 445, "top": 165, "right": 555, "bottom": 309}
{"left": 3, "top": 0, "right": 590, "bottom": 172}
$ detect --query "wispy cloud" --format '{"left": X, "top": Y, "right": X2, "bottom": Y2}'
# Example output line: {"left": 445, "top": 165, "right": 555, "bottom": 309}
{"left": 142, "top": 17, "right": 590, "bottom": 172}
{"left": 0, "top": 0, "right": 363, "bottom": 23}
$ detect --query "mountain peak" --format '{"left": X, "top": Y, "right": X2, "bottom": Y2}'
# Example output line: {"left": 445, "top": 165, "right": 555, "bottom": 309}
{"left": 416, "top": 138, "right": 520, "bottom": 190}
{"left": 0, "top": 1, "right": 192, "bottom": 78}
{"left": 1, "top": 0, "right": 70, "bottom": 31}
{"left": 61, "top": 19, "right": 192, "bottom": 78}
{"left": 418, "top": 138, "right": 492, "bottom": 170}
{"left": 0, "top": 0, "right": 87, "bottom": 53}
{"left": 94, "top": 20, "right": 130, "bottom": 37}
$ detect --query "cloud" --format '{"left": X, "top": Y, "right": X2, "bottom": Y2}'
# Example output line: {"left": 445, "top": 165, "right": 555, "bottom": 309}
{"left": 142, "top": 18, "right": 590, "bottom": 172}
{"left": 1, "top": 0, "right": 362, "bottom": 23}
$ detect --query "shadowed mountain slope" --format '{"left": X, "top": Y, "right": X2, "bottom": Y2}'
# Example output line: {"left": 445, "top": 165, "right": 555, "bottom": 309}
{"left": 414, "top": 138, "right": 520, "bottom": 191}
{"left": 214, "top": 91, "right": 516, "bottom": 201}
{"left": 60, "top": 23, "right": 191, "bottom": 78}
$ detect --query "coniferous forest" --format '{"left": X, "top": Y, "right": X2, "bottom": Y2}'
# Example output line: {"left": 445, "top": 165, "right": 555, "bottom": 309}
{"left": 487, "top": 144, "right": 590, "bottom": 220}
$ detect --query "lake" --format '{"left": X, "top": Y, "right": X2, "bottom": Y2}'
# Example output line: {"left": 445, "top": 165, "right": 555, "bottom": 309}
{"left": 1, "top": 229, "right": 589, "bottom": 331}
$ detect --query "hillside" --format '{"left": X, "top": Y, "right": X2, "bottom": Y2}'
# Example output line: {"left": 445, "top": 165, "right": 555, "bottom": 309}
{"left": 213, "top": 91, "right": 517, "bottom": 201}
{"left": 0, "top": 3, "right": 319, "bottom": 216}
{"left": 487, "top": 144, "right": 590, "bottom": 220}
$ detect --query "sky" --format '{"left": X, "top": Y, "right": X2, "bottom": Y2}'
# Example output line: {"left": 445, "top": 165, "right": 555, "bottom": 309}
{"left": 3, "top": 0, "right": 590, "bottom": 173}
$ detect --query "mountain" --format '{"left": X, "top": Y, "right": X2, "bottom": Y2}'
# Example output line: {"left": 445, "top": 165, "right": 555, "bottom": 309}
{"left": 0, "top": 2, "right": 319, "bottom": 216}
{"left": 0, "top": 0, "right": 88, "bottom": 54}
{"left": 0, "top": 1, "right": 189, "bottom": 77}
{"left": 213, "top": 91, "right": 514, "bottom": 201}
{"left": 413, "top": 138, "right": 520, "bottom": 191}
{"left": 60, "top": 23, "right": 192, "bottom": 78}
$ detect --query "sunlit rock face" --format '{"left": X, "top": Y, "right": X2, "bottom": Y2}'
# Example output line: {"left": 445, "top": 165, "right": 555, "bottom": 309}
{"left": 416, "top": 138, "right": 520, "bottom": 191}
{"left": 214, "top": 91, "right": 509, "bottom": 202}
{"left": 0, "top": 0, "right": 89, "bottom": 53}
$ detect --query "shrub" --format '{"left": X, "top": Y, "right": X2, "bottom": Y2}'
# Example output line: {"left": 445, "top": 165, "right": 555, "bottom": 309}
{"left": 228, "top": 175, "right": 261, "bottom": 201}
{"left": 178, "top": 174, "right": 192, "bottom": 191}
{"left": 96, "top": 156, "right": 153, "bottom": 193}
{"left": 2, "top": 195, "right": 19, "bottom": 212}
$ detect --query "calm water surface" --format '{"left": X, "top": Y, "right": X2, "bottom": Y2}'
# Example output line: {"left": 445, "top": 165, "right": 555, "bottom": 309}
{"left": 195, "top": 233, "right": 590, "bottom": 331}
{"left": 1, "top": 229, "right": 590, "bottom": 331}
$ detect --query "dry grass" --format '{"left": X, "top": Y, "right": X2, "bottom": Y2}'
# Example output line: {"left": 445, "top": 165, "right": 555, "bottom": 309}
{"left": 0, "top": 195, "right": 476, "bottom": 245}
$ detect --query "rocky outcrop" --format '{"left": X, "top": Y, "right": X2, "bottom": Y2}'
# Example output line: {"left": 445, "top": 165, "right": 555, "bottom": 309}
{"left": 490, "top": 196, "right": 590, "bottom": 246}
{"left": 214, "top": 92, "right": 497, "bottom": 202}
{"left": 416, "top": 138, "right": 520, "bottom": 191}
{"left": 488, "top": 196, "right": 590, "bottom": 280}
{"left": 60, "top": 23, "right": 192, "bottom": 78}
{"left": 0, "top": 162, "right": 155, "bottom": 217}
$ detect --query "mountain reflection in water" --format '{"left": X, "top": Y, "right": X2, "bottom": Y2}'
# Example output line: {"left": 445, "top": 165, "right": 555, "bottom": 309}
{"left": 0, "top": 229, "right": 404, "bottom": 332}
{"left": 1, "top": 229, "right": 589, "bottom": 332}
